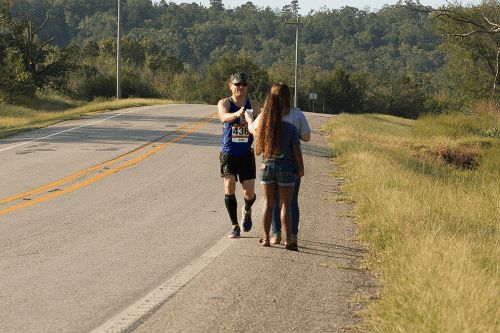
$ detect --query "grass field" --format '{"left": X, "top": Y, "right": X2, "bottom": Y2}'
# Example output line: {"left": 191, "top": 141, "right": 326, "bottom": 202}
{"left": 324, "top": 112, "right": 500, "bottom": 332}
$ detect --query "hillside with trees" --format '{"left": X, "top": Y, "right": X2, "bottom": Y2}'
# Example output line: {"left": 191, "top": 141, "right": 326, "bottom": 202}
{"left": 2, "top": 0, "right": 498, "bottom": 118}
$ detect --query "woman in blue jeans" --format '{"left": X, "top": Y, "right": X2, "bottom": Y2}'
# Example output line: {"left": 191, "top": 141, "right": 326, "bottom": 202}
{"left": 246, "top": 93, "right": 304, "bottom": 250}
{"left": 269, "top": 83, "right": 311, "bottom": 247}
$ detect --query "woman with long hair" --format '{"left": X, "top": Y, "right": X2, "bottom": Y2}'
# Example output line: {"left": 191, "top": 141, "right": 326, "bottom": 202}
{"left": 246, "top": 93, "right": 304, "bottom": 250}
{"left": 268, "top": 83, "right": 311, "bottom": 247}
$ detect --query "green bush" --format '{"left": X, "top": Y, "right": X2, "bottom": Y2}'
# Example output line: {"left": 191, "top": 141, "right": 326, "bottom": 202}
{"left": 168, "top": 71, "right": 204, "bottom": 102}
{"left": 120, "top": 65, "right": 159, "bottom": 99}
{"left": 67, "top": 61, "right": 160, "bottom": 101}
{"left": 200, "top": 51, "right": 271, "bottom": 105}
{"left": 0, "top": 59, "right": 36, "bottom": 102}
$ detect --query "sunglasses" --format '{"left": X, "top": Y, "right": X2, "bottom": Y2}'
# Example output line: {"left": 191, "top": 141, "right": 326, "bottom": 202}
{"left": 233, "top": 82, "right": 247, "bottom": 87}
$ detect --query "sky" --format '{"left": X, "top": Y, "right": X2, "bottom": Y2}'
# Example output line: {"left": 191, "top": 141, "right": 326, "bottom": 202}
{"left": 157, "top": 0, "right": 484, "bottom": 16}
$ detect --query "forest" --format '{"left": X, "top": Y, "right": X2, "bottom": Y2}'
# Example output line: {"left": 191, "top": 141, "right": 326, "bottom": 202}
{"left": 1, "top": 0, "right": 500, "bottom": 118}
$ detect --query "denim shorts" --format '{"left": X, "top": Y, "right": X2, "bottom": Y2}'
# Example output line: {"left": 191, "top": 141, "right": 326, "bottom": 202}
{"left": 259, "top": 161, "right": 295, "bottom": 186}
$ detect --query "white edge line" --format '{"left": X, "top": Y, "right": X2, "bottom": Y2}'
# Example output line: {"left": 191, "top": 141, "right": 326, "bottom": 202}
{"left": 90, "top": 197, "right": 264, "bottom": 333}
{"left": 89, "top": 236, "right": 235, "bottom": 333}
{"left": 0, "top": 106, "right": 158, "bottom": 153}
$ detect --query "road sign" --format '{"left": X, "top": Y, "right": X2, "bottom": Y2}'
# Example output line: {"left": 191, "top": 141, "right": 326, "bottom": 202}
{"left": 309, "top": 93, "right": 317, "bottom": 112}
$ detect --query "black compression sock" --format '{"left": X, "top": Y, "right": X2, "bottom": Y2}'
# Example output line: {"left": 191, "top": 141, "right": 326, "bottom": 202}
{"left": 225, "top": 194, "right": 238, "bottom": 225}
{"left": 244, "top": 194, "right": 256, "bottom": 212}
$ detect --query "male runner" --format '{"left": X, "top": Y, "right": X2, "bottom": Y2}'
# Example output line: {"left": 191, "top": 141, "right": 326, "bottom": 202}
{"left": 217, "top": 73, "right": 261, "bottom": 238}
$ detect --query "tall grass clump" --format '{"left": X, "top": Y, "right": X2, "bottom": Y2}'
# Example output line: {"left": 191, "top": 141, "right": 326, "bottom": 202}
{"left": 324, "top": 111, "right": 500, "bottom": 332}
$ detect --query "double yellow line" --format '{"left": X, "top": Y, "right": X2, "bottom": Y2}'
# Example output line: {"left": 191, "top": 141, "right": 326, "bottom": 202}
{"left": 0, "top": 112, "right": 218, "bottom": 216}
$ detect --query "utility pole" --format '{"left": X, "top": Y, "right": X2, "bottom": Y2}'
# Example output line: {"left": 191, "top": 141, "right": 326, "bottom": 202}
{"left": 286, "top": 16, "right": 303, "bottom": 109}
{"left": 116, "top": 0, "right": 122, "bottom": 99}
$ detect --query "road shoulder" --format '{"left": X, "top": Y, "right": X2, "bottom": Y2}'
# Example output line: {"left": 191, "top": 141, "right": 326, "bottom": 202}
{"left": 134, "top": 113, "right": 375, "bottom": 332}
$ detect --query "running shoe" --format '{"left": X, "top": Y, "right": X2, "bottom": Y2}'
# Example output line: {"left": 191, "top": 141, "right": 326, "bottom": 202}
{"left": 228, "top": 225, "right": 241, "bottom": 238}
{"left": 241, "top": 207, "right": 252, "bottom": 232}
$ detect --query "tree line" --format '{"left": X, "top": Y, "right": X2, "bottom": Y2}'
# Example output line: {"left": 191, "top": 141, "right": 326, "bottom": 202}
{"left": 1, "top": 0, "right": 499, "bottom": 118}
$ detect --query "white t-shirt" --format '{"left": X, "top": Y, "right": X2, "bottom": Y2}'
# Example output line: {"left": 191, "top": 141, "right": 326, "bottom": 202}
{"left": 251, "top": 107, "right": 311, "bottom": 148}
{"left": 283, "top": 107, "right": 311, "bottom": 138}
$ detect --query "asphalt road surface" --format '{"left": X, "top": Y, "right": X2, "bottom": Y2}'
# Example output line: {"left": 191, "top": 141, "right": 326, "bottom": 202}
{"left": 0, "top": 104, "right": 370, "bottom": 333}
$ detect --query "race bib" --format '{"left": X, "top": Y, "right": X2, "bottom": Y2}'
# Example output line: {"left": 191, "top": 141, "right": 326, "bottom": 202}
{"left": 232, "top": 124, "right": 249, "bottom": 143}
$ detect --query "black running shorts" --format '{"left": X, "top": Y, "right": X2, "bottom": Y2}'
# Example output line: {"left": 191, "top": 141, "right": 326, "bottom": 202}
{"left": 219, "top": 148, "right": 256, "bottom": 182}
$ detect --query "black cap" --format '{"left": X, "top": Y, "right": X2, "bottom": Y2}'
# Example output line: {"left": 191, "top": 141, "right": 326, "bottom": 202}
{"left": 230, "top": 73, "right": 247, "bottom": 84}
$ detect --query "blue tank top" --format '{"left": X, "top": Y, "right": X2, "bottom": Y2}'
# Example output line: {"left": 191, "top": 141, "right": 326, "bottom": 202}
{"left": 221, "top": 97, "right": 253, "bottom": 155}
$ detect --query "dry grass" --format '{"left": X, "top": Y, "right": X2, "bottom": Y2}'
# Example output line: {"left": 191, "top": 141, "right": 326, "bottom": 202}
{"left": 325, "top": 113, "right": 500, "bottom": 332}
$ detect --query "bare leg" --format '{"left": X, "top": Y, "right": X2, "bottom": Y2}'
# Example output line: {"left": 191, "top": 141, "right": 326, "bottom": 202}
{"left": 278, "top": 185, "right": 294, "bottom": 243}
{"left": 223, "top": 175, "right": 237, "bottom": 195}
{"left": 241, "top": 179, "right": 255, "bottom": 201}
{"left": 261, "top": 183, "right": 277, "bottom": 239}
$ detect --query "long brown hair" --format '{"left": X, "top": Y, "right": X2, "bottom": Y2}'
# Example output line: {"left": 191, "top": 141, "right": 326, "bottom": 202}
{"left": 255, "top": 93, "right": 286, "bottom": 158}
{"left": 270, "top": 83, "right": 291, "bottom": 116}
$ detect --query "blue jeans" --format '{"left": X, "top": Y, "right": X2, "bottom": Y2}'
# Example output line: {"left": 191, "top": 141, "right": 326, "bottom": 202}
{"left": 272, "top": 177, "right": 301, "bottom": 238}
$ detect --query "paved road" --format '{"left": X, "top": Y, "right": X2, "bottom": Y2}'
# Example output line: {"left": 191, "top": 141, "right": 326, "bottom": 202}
{"left": 0, "top": 105, "right": 373, "bottom": 332}
{"left": 132, "top": 110, "right": 374, "bottom": 333}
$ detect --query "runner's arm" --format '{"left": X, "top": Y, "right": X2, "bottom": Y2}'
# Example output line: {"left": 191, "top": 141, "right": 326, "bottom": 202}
{"left": 218, "top": 98, "right": 245, "bottom": 124}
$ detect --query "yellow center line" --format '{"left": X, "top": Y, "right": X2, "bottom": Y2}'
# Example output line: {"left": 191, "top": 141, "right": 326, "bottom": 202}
{"left": 0, "top": 112, "right": 217, "bottom": 205}
{"left": 0, "top": 113, "right": 218, "bottom": 216}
